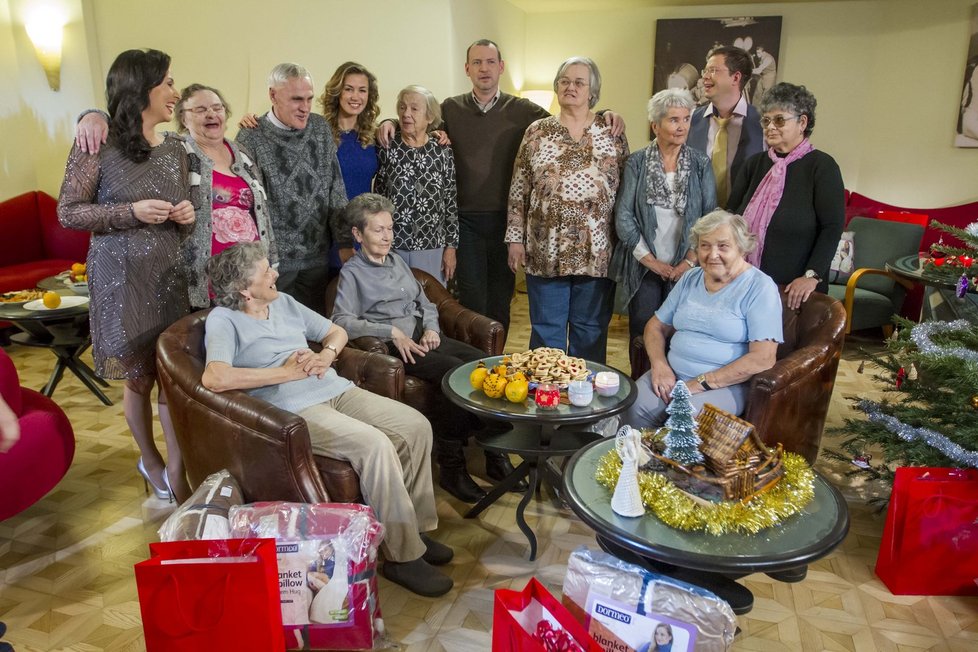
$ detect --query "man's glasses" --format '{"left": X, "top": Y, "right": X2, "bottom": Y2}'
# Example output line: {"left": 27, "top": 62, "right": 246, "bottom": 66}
{"left": 183, "top": 104, "right": 226, "bottom": 115}
{"left": 701, "top": 67, "right": 728, "bottom": 77}
{"left": 760, "top": 114, "right": 800, "bottom": 129}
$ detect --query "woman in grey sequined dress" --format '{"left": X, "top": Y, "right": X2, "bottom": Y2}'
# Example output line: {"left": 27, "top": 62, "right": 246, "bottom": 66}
{"left": 58, "top": 49, "right": 196, "bottom": 502}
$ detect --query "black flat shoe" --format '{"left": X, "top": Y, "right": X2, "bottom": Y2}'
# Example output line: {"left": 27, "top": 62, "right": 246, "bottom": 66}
{"left": 382, "top": 558, "right": 453, "bottom": 597}
{"left": 439, "top": 468, "right": 487, "bottom": 503}
{"left": 485, "top": 452, "right": 528, "bottom": 492}
{"left": 420, "top": 533, "right": 454, "bottom": 565}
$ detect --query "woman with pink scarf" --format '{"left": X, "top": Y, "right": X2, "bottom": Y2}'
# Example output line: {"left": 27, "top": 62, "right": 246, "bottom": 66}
{"left": 727, "top": 82, "right": 844, "bottom": 310}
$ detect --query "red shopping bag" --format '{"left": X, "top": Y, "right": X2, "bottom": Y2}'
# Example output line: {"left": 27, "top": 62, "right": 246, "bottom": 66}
{"left": 134, "top": 538, "right": 285, "bottom": 651}
{"left": 876, "top": 467, "right": 978, "bottom": 596}
{"left": 492, "top": 577, "right": 602, "bottom": 652}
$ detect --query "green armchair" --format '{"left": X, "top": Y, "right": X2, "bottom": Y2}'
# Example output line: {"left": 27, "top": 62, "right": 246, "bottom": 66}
{"left": 827, "top": 216, "right": 925, "bottom": 335}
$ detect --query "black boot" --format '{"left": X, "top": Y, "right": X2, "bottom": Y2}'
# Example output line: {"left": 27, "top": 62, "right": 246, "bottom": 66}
{"left": 485, "top": 451, "right": 529, "bottom": 492}
{"left": 437, "top": 439, "right": 486, "bottom": 503}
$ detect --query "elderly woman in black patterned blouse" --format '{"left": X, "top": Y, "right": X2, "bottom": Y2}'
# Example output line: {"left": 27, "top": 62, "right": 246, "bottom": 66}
{"left": 374, "top": 85, "right": 458, "bottom": 286}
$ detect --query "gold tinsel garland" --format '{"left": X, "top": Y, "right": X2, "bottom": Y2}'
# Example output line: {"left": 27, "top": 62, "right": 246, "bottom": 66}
{"left": 594, "top": 451, "right": 816, "bottom": 535}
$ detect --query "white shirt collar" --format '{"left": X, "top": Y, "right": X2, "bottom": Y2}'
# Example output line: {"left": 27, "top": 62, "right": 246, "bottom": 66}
{"left": 706, "top": 94, "right": 749, "bottom": 119}
{"left": 266, "top": 109, "right": 295, "bottom": 131}
{"left": 472, "top": 89, "right": 501, "bottom": 113}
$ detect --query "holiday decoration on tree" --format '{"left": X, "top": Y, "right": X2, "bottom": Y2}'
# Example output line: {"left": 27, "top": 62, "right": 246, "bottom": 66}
{"left": 611, "top": 426, "right": 646, "bottom": 518}
{"left": 831, "top": 317, "right": 978, "bottom": 486}
{"left": 663, "top": 381, "right": 705, "bottom": 466}
{"left": 919, "top": 221, "right": 978, "bottom": 293}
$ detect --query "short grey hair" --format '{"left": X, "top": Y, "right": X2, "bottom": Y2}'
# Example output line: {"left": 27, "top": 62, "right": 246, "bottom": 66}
{"left": 205, "top": 242, "right": 269, "bottom": 311}
{"left": 267, "top": 62, "right": 313, "bottom": 90}
{"left": 396, "top": 85, "right": 442, "bottom": 129}
{"left": 553, "top": 56, "right": 601, "bottom": 109}
{"left": 647, "top": 88, "right": 694, "bottom": 124}
{"left": 759, "top": 82, "right": 817, "bottom": 137}
{"left": 690, "top": 210, "right": 757, "bottom": 255}
{"left": 346, "top": 193, "right": 395, "bottom": 232}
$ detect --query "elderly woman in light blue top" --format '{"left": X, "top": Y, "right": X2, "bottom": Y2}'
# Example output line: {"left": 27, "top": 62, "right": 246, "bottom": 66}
{"left": 623, "top": 210, "right": 782, "bottom": 430}
{"left": 610, "top": 88, "right": 716, "bottom": 364}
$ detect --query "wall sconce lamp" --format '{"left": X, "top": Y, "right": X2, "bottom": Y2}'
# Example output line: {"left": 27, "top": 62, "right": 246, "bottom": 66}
{"left": 26, "top": 11, "right": 65, "bottom": 91}
{"left": 521, "top": 90, "right": 556, "bottom": 113}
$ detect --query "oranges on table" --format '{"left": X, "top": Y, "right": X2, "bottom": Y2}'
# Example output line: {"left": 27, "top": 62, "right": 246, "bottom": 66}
{"left": 42, "top": 291, "right": 62, "bottom": 309}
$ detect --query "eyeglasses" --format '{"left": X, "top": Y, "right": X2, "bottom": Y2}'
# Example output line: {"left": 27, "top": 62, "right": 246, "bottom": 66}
{"left": 701, "top": 67, "right": 728, "bottom": 77}
{"left": 760, "top": 114, "right": 800, "bottom": 129}
{"left": 557, "top": 78, "right": 589, "bottom": 89}
{"left": 183, "top": 104, "right": 226, "bottom": 115}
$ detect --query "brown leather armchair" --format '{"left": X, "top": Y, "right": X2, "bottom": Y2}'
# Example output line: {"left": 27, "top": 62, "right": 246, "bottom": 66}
{"left": 628, "top": 290, "right": 846, "bottom": 463}
{"left": 325, "top": 268, "right": 506, "bottom": 415}
{"left": 156, "top": 310, "right": 405, "bottom": 504}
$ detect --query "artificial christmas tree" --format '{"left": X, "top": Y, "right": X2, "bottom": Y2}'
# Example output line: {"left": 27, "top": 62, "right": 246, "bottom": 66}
{"left": 663, "top": 381, "right": 705, "bottom": 466}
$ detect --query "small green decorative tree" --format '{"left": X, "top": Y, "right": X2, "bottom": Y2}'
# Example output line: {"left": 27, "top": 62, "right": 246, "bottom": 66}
{"left": 664, "top": 380, "right": 705, "bottom": 466}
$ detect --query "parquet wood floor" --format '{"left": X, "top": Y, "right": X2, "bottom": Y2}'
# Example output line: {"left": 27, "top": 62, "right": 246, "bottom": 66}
{"left": 1, "top": 295, "right": 976, "bottom": 651}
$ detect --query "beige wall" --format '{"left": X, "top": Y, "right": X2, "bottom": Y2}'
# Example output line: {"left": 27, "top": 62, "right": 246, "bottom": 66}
{"left": 2, "top": 0, "right": 976, "bottom": 209}
{"left": 524, "top": 0, "right": 978, "bottom": 207}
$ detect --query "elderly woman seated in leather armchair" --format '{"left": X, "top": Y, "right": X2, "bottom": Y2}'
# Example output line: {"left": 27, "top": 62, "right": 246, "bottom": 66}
{"left": 200, "top": 241, "right": 453, "bottom": 598}
{"left": 331, "top": 193, "right": 523, "bottom": 504}
{"left": 623, "top": 210, "right": 783, "bottom": 430}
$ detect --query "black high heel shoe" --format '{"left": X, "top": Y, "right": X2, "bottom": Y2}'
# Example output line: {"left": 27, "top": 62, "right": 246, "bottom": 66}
{"left": 137, "top": 458, "right": 173, "bottom": 502}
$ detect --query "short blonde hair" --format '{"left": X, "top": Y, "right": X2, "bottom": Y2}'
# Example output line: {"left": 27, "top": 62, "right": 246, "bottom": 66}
{"left": 396, "top": 85, "right": 442, "bottom": 130}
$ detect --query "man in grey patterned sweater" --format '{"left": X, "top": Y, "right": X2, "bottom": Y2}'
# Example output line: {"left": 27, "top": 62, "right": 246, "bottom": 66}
{"left": 236, "top": 63, "right": 349, "bottom": 315}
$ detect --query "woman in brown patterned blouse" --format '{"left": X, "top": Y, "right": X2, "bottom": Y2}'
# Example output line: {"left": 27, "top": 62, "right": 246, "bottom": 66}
{"left": 58, "top": 49, "right": 196, "bottom": 502}
{"left": 506, "top": 57, "right": 629, "bottom": 363}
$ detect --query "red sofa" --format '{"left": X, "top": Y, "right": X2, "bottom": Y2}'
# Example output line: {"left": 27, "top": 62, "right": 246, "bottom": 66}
{"left": 0, "top": 347, "right": 75, "bottom": 521}
{"left": 0, "top": 191, "right": 90, "bottom": 294}
{"left": 844, "top": 192, "right": 978, "bottom": 320}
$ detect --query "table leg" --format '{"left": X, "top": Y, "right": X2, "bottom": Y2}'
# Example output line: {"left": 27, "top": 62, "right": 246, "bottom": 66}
{"left": 517, "top": 464, "right": 541, "bottom": 561}
{"left": 47, "top": 344, "right": 113, "bottom": 405}
{"left": 63, "top": 357, "right": 113, "bottom": 406}
{"left": 595, "top": 535, "right": 755, "bottom": 615}
{"left": 41, "top": 358, "right": 69, "bottom": 397}
{"left": 465, "top": 460, "right": 530, "bottom": 519}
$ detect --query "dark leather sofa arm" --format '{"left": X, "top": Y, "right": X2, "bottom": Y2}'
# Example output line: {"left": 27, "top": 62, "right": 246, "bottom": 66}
{"left": 333, "top": 347, "right": 404, "bottom": 398}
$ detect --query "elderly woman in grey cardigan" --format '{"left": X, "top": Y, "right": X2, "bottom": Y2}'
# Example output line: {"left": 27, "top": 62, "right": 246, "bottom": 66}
{"left": 610, "top": 88, "right": 716, "bottom": 368}
{"left": 74, "top": 83, "right": 278, "bottom": 309}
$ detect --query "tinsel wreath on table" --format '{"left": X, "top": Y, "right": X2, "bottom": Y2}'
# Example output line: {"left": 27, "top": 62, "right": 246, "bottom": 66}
{"left": 594, "top": 451, "right": 815, "bottom": 535}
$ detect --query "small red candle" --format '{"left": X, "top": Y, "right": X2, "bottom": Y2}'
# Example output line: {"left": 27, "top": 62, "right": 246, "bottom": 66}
{"left": 534, "top": 383, "right": 560, "bottom": 410}
{"left": 933, "top": 256, "right": 945, "bottom": 267}
{"left": 961, "top": 255, "right": 974, "bottom": 268}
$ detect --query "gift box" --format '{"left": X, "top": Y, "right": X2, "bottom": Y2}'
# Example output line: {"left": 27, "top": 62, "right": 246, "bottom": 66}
{"left": 876, "top": 467, "right": 978, "bottom": 596}
{"left": 229, "top": 502, "right": 386, "bottom": 650}
{"left": 493, "top": 577, "right": 601, "bottom": 652}
{"left": 134, "top": 537, "right": 285, "bottom": 652}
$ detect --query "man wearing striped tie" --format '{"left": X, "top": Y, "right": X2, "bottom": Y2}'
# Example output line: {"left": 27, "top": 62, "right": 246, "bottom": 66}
{"left": 687, "top": 46, "right": 764, "bottom": 208}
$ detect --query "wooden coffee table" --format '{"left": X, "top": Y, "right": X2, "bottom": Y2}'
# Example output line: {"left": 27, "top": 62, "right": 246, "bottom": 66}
{"left": 562, "top": 437, "right": 850, "bottom": 614}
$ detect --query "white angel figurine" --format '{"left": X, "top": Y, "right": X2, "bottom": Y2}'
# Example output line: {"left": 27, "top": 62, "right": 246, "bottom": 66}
{"left": 611, "top": 425, "right": 646, "bottom": 518}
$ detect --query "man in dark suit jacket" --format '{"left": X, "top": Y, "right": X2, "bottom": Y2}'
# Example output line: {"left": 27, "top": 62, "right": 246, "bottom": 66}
{"left": 688, "top": 46, "right": 764, "bottom": 207}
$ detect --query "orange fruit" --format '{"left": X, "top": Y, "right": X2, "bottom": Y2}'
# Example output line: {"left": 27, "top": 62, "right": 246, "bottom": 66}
{"left": 42, "top": 291, "right": 62, "bottom": 309}
{"left": 71, "top": 262, "right": 86, "bottom": 275}
{"left": 469, "top": 362, "right": 489, "bottom": 389}
{"left": 483, "top": 373, "right": 508, "bottom": 399}
{"left": 505, "top": 379, "right": 529, "bottom": 403}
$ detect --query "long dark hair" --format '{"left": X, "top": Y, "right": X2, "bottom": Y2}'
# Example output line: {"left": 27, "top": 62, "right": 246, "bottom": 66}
{"left": 106, "top": 49, "right": 171, "bottom": 163}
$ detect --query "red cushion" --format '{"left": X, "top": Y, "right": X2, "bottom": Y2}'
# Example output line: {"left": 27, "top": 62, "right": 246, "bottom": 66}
{"left": 846, "top": 191, "right": 978, "bottom": 251}
{"left": 0, "top": 388, "right": 75, "bottom": 521}
{"left": 0, "top": 259, "right": 78, "bottom": 294}
{"left": 0, "top": 192, "right": 45, "bottom": 264}
{"left": 37, "top": 191, "right": 90, "bottom": 261}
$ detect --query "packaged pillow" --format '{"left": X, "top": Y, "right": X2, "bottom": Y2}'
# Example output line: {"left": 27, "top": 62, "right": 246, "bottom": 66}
{"left": 158, "top": 469, "right": 244, "bottom": 542}
{"left": 562, "top": 546, "right": 737, "bottom": 652}
{"left": 829, "top": 231, "right": 855, "bottom": 283}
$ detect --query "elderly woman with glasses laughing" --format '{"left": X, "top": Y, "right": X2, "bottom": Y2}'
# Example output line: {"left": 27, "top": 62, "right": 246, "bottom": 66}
{"left": 727, "top": 82, "right": 844, "bottom": 310}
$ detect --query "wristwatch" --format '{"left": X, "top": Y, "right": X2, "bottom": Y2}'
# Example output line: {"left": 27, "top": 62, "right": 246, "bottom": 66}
{"left": 684, "top": 259, "right": 697, "bottom": 268}
{"left": 324, "top": 343, "right": 339, "bottom": 356}
{"left": 804, "top": 269, "right": 822, "bottom": 282}
{"left": 695, "top": 373, "right": 713, "bottom": 391}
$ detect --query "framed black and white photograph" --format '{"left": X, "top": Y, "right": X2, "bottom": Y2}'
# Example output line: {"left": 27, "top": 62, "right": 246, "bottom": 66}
{"left": 955, "top": 3, "right": 978, "bottom": 147}
{"left": 653, "top": 16, "right": 783, "bottom": 107}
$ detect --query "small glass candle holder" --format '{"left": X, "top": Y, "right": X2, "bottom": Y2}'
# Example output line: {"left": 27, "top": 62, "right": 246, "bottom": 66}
{"left": 594, "top": 371, "right": 620, "bottom": 397}
{"left": 534, "top": 383, "right": 560, "bottom": 410}
{"left": 567, "top": 380, "right": 593, "bottom": 406}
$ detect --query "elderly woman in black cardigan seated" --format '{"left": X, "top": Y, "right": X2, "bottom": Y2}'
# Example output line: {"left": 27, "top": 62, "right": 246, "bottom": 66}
{"left": 623, "top": 210, "right": 783, "bottom": 429}
{"left": 200, "top": 241, "right": 452, "bottom": 597}
{"left": 331, "top": 193, "right": 523, "bottom": 503}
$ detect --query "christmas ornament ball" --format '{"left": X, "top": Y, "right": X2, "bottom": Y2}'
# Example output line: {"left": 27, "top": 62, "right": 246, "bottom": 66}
{"left": 971, "top": 395, "right": 978, "bottom": 409}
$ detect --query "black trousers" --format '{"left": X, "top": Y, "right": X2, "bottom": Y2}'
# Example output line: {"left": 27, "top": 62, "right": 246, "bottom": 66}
{"left": 628, "top": 271, "right": 671, "bottom": 347}
{"left": 456, "top": 212, "right": 515, "bottom": 335}
{"left": 385, "top": 335, "right": 485, "bottom": 441}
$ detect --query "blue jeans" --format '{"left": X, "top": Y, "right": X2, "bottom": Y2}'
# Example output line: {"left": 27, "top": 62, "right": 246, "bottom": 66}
{"left": 525, "top": 274, "right": 614, "bottom": 363}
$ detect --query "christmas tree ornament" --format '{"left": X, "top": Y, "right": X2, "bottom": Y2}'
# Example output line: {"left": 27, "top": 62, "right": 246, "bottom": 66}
{"left": 971, "top": 395, "right": 978, "bottom": 410}
{"left": 907, "top": 363, "right": 918, "bottom": 381}
{"left": 611, "top": 425, "right": 645, "bottom": 517}
{"left": 663, "top": 381, "right": 705, "bottom": 466}
{"left": 958, "top": 273, "right": 970, "bottom": 299}
{"left": 857, "top": 360, "right": 866, "bottom": 374}
{"left": 895, "top": 367, "right": 906, "bottom": 389}
{"left": 888, "top": 328, "right": 900, "bottom": 342}
{"left": 851, "top": 453, "right": 872, "bottom": 469}
{"left": 961, "top": 255, "right": 974, "bottom": 268}
{"left": 858, "top": 399, "right": 978, "bottom": 468}
{"left": 911, "top": 319, "right": 978, "bottom": 363}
